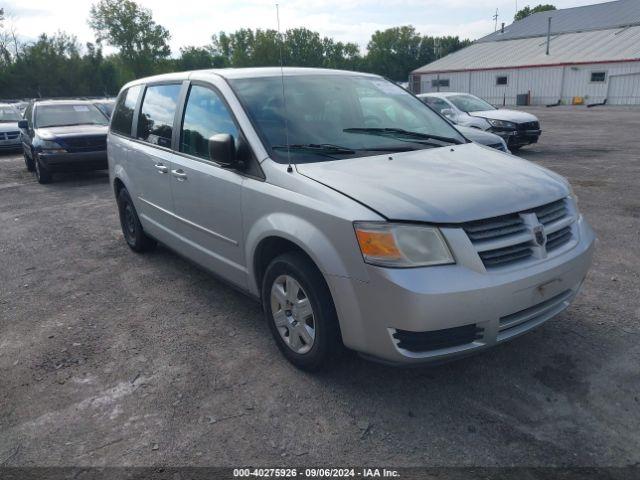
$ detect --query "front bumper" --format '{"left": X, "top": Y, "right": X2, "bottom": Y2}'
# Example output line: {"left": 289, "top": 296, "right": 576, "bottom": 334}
{"left": 327, "top": 215, "right": 595, "bottom": 365}
{"left": 37, "top": 150, "right": 107, "bottom": 172}
{"left": 492, "top": 129, "right": 541, "bottom": 147}
{"left": 0, "top": 140, "right": 21, "bottom": 151}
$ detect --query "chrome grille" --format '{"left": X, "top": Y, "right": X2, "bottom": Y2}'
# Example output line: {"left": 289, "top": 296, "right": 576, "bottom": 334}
{"left": 463, "top": 213, "right": 526, "bottom": 242}
{"left": 1, "top": 131, "right": 20, "bottom": 140}
{"left": 478, "top": 241, "right": 533, "bottom": 268}
{"left": 60, "top": 135, "right": 107, "bottom": 152}
{"left": 517, "top": 121, "right": 540, "bottom": 130}
{"left": 527, "top": 199, "right": 568, "bottom": 225}
{"left": 462, "top": 198, "right": 576, "bottom": 269}
{"left": 546, "top": 226, "right": 572, "bottom": 251}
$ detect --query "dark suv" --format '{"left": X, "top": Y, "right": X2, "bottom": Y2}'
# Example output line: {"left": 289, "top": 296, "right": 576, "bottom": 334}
{"left": 20, "top": 99, "right": 110, "bottom": 183}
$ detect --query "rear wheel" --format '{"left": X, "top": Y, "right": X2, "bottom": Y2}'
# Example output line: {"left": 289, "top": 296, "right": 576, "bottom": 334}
{"left": 34, "top": 155, "right": 52, "bottom": 184}
{"left": 262, "top": 252, "right": 343, "bottom": 371}
{"left": 116, "top": 188, "right": 156, "bottom": 252}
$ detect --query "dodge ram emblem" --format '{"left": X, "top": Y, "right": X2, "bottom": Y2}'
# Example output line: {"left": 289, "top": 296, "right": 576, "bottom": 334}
{"left": 533, "top": 225, "right": 546, "bottom": 246}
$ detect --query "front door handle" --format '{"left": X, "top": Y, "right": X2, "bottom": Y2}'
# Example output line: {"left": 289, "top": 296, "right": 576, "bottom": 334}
{"left": 171, "top": 169, "right": 188, "bottom": 181}
{"left": 154, "top": 163, "right": 168, "bottom": 174}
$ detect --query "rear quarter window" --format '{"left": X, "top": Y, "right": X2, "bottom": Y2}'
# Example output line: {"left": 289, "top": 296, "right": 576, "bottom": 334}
{"left": 111, "top": 85, "right": 142, "bottom": 136}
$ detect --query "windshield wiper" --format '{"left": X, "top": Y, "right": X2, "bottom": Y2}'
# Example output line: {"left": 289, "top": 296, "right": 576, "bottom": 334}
{"left": 343, "top": 127, "right": 463, "bottom": 145}
{"left": 272, "top": 143, "right": 356, "bottom": 155}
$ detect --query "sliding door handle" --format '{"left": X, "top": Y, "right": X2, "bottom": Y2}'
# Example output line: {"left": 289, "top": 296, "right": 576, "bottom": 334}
{"left": 171, "top": 169, "right": 188, "bottom": 181}
{"left": 154, "top": 163, "right": 168, "bottom": 174}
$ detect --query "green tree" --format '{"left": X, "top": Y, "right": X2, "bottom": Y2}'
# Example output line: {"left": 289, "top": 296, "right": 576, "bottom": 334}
{"left": 514, "top": 4, "right": 556, "bottom": 21}
{"left": 88, "top": 0, "right": 171, "bottom": 77}
{"left": 177, "top": 46, "right": 227, "bottom": 70}
{"left": 366, "top": 26, "right": 469, "bottom": 81}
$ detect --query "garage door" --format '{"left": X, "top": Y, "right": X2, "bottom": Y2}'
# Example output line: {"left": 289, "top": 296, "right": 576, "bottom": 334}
{"left": 608, "top": 73, "right": 640, "bottom": 105}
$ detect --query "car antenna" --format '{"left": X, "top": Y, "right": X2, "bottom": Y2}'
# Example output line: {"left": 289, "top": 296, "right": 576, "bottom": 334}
{"left": 276, "top": 4, "right": 293, "bottom": 173}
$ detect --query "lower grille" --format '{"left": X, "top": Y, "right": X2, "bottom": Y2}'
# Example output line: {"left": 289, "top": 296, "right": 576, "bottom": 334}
{"left": 498, "top": 290, "right": 573, "bottom": 340}
{"left": 393, "top": 324, "right": 483, "bottom": 352}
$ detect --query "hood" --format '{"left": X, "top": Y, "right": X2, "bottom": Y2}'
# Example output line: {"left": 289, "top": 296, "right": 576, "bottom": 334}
{"left": 456, "top": 125, "right": 502, "bottom": 145}
{"left": 0, "top": 122, "right": 20, "bottom": 133}
{"left": 36, "top": 124, "right": 108, "bottom": 139}
{"left": 470, "top": 109, "right": 538, "bottom": 123}
{"left": 296, "top": 143, "right": 568, "bottom": 223}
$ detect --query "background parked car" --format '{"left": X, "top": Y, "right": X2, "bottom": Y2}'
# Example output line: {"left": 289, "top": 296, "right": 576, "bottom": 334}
{"left": 0, "top": 103, "right": 23, "bottom": 153}
{"left": 419, "top": 92, "right": 541, "bottom": 150}
{"left": 19, "top": 99, "right": 110, "bottom": 183}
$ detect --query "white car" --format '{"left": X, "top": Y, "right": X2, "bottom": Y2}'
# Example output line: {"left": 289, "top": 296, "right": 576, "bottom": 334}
{"left": 419, "top": 92, "right": 541, "bottom": 150}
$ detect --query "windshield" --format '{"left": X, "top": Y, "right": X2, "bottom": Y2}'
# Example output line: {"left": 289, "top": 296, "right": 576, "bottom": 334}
{"left": 447, "top": 95, "right": 495, "bottom": 113}
{"left": 95, "top": 102, "right": 115, "bottom": 118}
{"left": 35, "top": 104, "right": 110, "bottom": 128}
{"left": 229, "top": 74, "right": 465, "bottom": 163}
{"left": 0, "top": 106, "right": 20, "bottom": 122}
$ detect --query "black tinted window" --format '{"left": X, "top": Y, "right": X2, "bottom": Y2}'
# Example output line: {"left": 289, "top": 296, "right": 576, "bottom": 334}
{"left": 180, "top": 85, "right": 239, "bottom": 160}
{"left": 137, "top": 84, "right": 182, "bottom": 148}
{"left": 111, "top": 86, "right": 142, "bottom": 136}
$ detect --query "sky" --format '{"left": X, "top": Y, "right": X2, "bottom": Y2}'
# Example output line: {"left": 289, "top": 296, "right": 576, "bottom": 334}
{"left": 2, "top": 0, "right": 604, "bottom": 54}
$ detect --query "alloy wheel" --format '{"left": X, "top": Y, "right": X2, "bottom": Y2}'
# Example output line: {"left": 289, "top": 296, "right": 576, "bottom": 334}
{"left": 270, "top": 274, "right": 316, "bottom": 354}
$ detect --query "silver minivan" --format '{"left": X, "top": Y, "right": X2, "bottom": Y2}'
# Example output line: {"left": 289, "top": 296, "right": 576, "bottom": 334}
{"left": 108, "top": 68, "right": 595, "bottom": 370}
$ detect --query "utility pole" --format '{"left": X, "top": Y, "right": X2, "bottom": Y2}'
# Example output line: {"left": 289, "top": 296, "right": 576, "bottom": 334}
{"left": 493, "top": 9, "right": 499, "bottom": 32}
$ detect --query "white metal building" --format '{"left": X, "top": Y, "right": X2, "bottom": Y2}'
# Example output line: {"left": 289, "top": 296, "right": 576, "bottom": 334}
{"left": 410, "top": 0, "right": 640, "bottom": 105}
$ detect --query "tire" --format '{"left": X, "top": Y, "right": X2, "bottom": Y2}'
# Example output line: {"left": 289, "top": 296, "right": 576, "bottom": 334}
{"left": 510, "top": 146, "right": 521, "bottom": 152}
{"left": 24, "top": 149, "right": 35, "bottom": 172}
{"left": 262, "top": 252, "right": 343, "bottom": 371}
{"left": 34, "top": 155, "right": 52, "bottom": 184}
{"left": 116, "top": 188, "right": 157, "bottom": 252}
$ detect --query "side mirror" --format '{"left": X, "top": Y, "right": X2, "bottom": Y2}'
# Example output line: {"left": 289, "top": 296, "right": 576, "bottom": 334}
{"left": 18, "top": 120, "right": 29, "bottom": 130}
{"left": 440, "top": 108, "right": 457, "bottom": 123}
{"left": 208, "top": 133, "right": 238, "bottom": 167}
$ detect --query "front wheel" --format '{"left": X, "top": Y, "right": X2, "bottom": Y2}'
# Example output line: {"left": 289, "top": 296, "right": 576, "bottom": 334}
{"left": 116, "top": 188, "right": 157, "bottom": 252}
{"left": 24, "top": 149, "right": 35, "bottom": 172}
{"left": 34, "top": 156, "right": 52, "bottom": 184}
{"left": 262, "top": 252, "right": 343, "bottom": 371}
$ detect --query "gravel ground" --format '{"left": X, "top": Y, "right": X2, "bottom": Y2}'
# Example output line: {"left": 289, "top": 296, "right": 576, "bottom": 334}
{"left": 0, "top": 106, "right": 639, "bottom": 468}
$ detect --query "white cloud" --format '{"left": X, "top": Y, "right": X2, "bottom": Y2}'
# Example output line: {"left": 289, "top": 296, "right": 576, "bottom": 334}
{"left": 2, "top": 0, "right": 603, "bottom": 54}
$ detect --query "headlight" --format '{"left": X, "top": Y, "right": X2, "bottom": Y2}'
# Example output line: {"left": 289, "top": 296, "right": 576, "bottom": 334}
{"left": 354, "top": 222, "right": 454, "bottom": 268}
{"left": 38, "top": 139, "right": 66, "bottom": 152}
{"left": 487, "top": 118, "right": 516, "bottom": 129}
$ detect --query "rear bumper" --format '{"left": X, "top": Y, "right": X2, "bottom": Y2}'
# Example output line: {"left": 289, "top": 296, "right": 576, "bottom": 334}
{"left": 327, "top": 215, "right": 595, "bottom": 365}
{"left": 38, "top": 150, "right": 107, "bottom": 172}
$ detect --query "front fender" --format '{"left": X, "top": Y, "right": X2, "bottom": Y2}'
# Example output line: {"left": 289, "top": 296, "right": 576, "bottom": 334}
{"left": 244, "top": 212, "right": 367, "bottom": 297}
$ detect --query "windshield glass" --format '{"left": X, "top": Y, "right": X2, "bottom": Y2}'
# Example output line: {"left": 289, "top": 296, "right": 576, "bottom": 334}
{"left": 95, "top": 102, "right": 115, "bottom": 118}
{"left": 229, "top": 74, "right": 465, "bottom": 162}
{"left": 35, "top": 104, "right": 109, "bottom": 128}
{"left": 447, "top": 95, "right": 495, "bottom": 113}
{"left": 0, "top": 106, "right": 20, "bottom": 122}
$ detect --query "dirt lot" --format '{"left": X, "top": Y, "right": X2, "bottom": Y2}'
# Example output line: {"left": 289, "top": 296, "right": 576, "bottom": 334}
{"left": 1, "top": 106, "right": 639, "bottom": 468}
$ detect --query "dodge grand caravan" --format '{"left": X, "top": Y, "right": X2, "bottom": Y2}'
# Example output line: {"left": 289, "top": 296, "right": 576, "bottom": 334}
{"left": 108, "top": 68, "right": 595, "bottom": 371}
